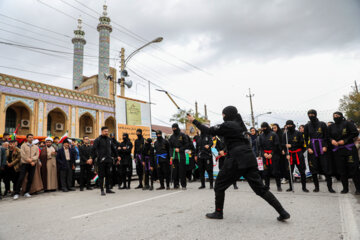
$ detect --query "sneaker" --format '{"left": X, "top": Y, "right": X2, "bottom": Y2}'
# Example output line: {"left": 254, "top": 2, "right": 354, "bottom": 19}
{"left": 206, "top": 211, "right": 223, "bottom": 219}
{"left": 277, "top": 211, "right": 291, "bottom": 221}
{"left": 24, "top": 193, "right": 31, "bottom": 198}
{"left": 13, "top": 194, "right": 19, "bottom": 200}
{"left": 281, "top": 178, "right": 288, "bottom": 184}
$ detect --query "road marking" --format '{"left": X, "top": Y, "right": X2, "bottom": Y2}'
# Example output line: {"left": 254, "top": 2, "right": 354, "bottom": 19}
{"left": 338, "top": 190, "right": 360, "bottom": 240}
{"left": 71, "top": 191, "right": 182, "bottom": 220}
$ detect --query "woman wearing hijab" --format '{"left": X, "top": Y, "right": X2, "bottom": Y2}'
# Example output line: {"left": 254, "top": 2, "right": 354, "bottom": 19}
{"left": 187, "top": 106, "right": 290, "bottom": 221}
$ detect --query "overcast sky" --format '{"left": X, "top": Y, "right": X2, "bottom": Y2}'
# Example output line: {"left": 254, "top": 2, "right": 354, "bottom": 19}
{"left": 1, "top": 0, "right": 359, "bottom": 128}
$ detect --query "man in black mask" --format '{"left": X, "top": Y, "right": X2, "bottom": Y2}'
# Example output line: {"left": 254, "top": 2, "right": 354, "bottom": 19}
{"left": 118, "top": 133, "right": 133, "bottom": 189}
{"left": 259, "top": 122, "right": 282, "bottom": 191}
{"left": 328, "top": 112, "right": 360, "bottom": 194}
{"left": 304, "top": 109, "right": 335, "bottom": 193}
{"left": 169, "top": 123, "right": 189, "bottom": 190}
{"left": 154, "top": 130, "right": 171, "bottom": 190}
{"left": 143, "top": 138, "right": 155, "bottom": 190}
{"left": 283, "top": 120, "right": 309, "bottom": 192}
{"left": 134, "top": 129, "right": 145, "bottom": 189}
{"left": 196, "top": 131, "right": 214, "bottom": 189}
{"left": 188, "top": 106, "right": 290, "bottom": 221}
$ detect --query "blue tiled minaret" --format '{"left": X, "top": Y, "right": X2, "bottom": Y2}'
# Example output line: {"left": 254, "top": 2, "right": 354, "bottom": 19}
{"left": 72, "top": 19, "right": 86, "bottom": 90}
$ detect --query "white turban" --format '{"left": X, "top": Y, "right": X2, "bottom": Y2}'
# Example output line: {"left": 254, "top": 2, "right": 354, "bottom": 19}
{"left": 33, "top": 139, "right": 39, "bottom": 145}
{"left": 45, "top": 137, "right": 53, "bottom": 142}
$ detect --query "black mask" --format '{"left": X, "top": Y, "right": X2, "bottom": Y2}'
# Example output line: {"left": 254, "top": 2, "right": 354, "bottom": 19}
{"left": 222, "top": 106, "right": 238, "bottom": 121}
{"left": 261, "top": 122, "right": 270, "bottom": 134}
{"left": 288, "top": 126, "right": 295, "bottom": 132}
{"left": 334, "top": 117, "right": 342, "bottom": 124}
{"left": 157, "top": 135, "right": 162, "bottom": 140}
{"left": 309, "top": 116, "right": 317, "bottom": 123}
{"left": 172, "top": 123, "right": 180, "bottom": 134}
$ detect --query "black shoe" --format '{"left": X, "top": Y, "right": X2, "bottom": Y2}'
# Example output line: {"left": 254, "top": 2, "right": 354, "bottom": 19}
{"left": 106, "top": 189, "right": 115, "bottom": 194}
{"left": 328, "top": 188, "right": 336, "bottom": 193}
{"left": 206, "top": 211, "right": 223, "bottom": 220}
{"left": 101, "top": 190, "right": 106, "bottom": 196}
{"left": 277, "top": 211, "right": 291, "bottom": 221}
{"left": 174, "top": 186, "right": 179, "bottom": 189}
{"left": 286, "top": 188, "right": 293, "bottom": 192}
{"left": 234, "top": 185, "right": 238, "bottom": 190}
{"left": 86, "top": 187, "right": 93, "bottom": 190}
{"left": 120, "top": 186, "right": 127, "bottom": 190}
{"left": 149, "top": 186, "right": 154, "bottom": 191}
{"left": 277, "top": 186, "right": 282, "bottom": 192}
{"left": 166, "top": 187, "right": 171, "bottom": 190}
{"left": 62, "top": 189, "right": 69, "bottom": 192}
{"left": 156, "top": 186, "right": 165, "bottom": 190}
{"left": 80, "top": 188, "right": 84, "bottom": 192}
{"left": 69, "top": 188, "right": 76, "bottom": 191}
{"left": 302, "top": 188, "right": 309, "bottom": 193}
{"left": 313, "top": 188, "right": 319, "bottom": 193}
{"left": 135, "top": 185, "right": 143, "bottom": 189}
{"left": 118, "top": 185, "right": 122, "bottom": 189}
{"left": 127, "top": 186, "right": 131, "bottom": 190}
{"left": 210, "top": 185, "right": 214, "bottom": 189}
{"left": 143, "top": 186, "right": 150, "bottom": 190}
{"left": 182, "top": 187, "right": 187, "bottom": 190}
{"left": 341, "top": 189, "right": 349, "bottom": 194}
{"left": 198, "top": 186, "right": 205, "bottom": 189}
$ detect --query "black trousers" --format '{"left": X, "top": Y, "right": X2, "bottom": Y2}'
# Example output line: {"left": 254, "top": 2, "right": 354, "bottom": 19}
{"left": 333, "top": 147, "right": 360, "bottom": 191}
{"left": 119, "top": 164, "right": 132, "bottom": 188}
{"left": 144, "top": 169, "right": 154, "bottom": 187}
{"left": 15, "top": 164, "right": 35, "bottom": 194}
{"left": 215, "top": 161, "right": 286, "bottom": 215}
{"left": 287, "top": 151, "right": 307, "bottom": 190}
{"left": 80, "top": 164, "right": 92, "bottom": 189}
{"left": 308, "top": 152, "right": 333, "bottom": 190}
{"left": 4, "top": 166, "right": 19, "bottom": 193}
{"left": 198, "top": 157, "right": 214, "bottom": 187}
{"left": 219, "top": 157, "right": 237, "bottom": 188}
{"left": 263, "top": 154, "right": 281, "bottom": 188}
{"left": 173, "top": 158, "right": 186, "bottom": 188}
{"left": 157, "top": 161, "right": 170, "bottom": 187}
{"left": 60, "top": 162, "right": 73, "bottom": 190}
{"left": 98, "top": 161, "right": 112, "bottom": 191}
{"left": 135, "top": 158, "right": 144, "bottom": 186}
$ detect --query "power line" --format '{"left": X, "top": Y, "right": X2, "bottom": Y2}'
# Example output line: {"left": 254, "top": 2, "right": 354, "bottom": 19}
{"left": 0, "top": 65, "right": 72, "bottom": 79}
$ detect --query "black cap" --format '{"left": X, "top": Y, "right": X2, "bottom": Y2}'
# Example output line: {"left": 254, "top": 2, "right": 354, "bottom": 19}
{"left": 307, "top": 109, "right": 317, "bottom": 116}
{"left": 286, "top": 120, "right": 294, "bottom": 126}
{"left": 222, "top": 106, "right": 238, "bottom": 121}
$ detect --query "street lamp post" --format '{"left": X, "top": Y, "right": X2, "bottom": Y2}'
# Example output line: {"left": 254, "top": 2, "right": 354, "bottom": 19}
{"left": 255, "top": 112, "right": 272, "bottom": 128}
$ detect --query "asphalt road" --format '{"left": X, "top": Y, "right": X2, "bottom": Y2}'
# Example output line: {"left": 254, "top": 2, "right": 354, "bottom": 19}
{"left": 0, "top": 180, "right": 359, "bottom": 240}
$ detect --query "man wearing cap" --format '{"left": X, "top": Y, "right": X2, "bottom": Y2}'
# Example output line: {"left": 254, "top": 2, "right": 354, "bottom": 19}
{"left": 56, "top": 139, "right": 76, "bottom": 192}
{"left": 40, "top": 137, "right": 57, "bottom": 191}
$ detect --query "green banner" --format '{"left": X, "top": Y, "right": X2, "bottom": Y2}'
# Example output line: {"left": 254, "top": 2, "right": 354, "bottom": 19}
{"left": 126, "top": 100, "right": 142, "bottom": 125}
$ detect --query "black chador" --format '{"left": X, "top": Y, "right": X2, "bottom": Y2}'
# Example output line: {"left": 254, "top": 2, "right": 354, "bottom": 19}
{"left": 214, "top": 136, "right": 238, "bottom": 189}
{"left": 169, "top": 123, "right": 189, "bottom": 189}
{"left": 118, "top": 133, "right": 133, "bottom": 190}
{"left": 154, "top": 130, "right": 171, "bottom": 190}
{"left": 282, "top": 120, "right": 309, "bottom": 193}
{"left": 134, "top": 129, "right": 146, "bottom": 189}
{"left": 142, "top": 138, "right": 155, "bottom": 190}
{"left": 190, "top": 106, "right": 290, "bottom": 221}
{"left": 304, "top": 109, "right": 335, "bottom": 193}
{"left": 196, "top": 133, "right": 214, "bottom": 189}
{"left": 259, "top": 122, "right": 282, "bottom": 191}
{"left": 328, "top": 112, "right": 360, "bottom": 194}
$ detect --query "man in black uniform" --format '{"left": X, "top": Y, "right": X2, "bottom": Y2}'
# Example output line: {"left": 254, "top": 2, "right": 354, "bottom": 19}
{"left": 134, "top": 129, "right": 146, "bottom": 189}
{"left": 187, "top": 106, "right": 289, "bottom": 221}
{"left": 196, "top": 132, "right": 214, "bottom": 189}
{"left": 304, "top": 109, "right": 335, "bottom": 193}
{"left": 154, "top": 130, "right": 171, "bottom": 190}
{"left": 283, "top": 120, "right": 309, "bottom": 193}
{"left": 214, "top": 136, "right": 238, "bottom": 189}
{"left": 143, "top": 138, "right": 155, "bottom": 190}
{"left": 118, "top": 133, "right": 133, "bottom": 189}
{"left": 79, "top": 136, "right": 93, "bottom": 191}
{"left": 328, "top": 112, "right": 360, "bottom": 194}
{"left": 169, "top": 123, "right": 189, "bottom": 190}
{"left": 259, "top": 122, "right": 282, "bottom": 191}
{"left": 92, "top": 126, "right": 120, "bottom": 196}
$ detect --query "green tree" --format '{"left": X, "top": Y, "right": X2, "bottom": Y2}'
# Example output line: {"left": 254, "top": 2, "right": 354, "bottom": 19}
{"left": 170, "top": 109, "right": 207, "bottom": 125}
{"left": 340, "top": 90, "right": 360, "bottom": 126}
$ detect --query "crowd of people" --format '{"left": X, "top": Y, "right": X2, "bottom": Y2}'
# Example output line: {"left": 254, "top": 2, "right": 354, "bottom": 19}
{"left": 0, "top": 110, "right": 359, "bottom": 201}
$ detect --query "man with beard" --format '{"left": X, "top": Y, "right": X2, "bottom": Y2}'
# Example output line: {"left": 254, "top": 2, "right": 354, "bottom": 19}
{"left": 169, "top": 123, "right": 189, "bottom": 190}
{"left": 40, "top": 137, "right": 58, "bottom": 192}
{"left": 92, "top": 127, "right": 120, "bottom": 196}
{"left": 154, "top": 130, "right": 170, "bottom": 190}
{"left": 79, "top": 136, "right": 93, "bottom": 191}
{"left": 117, "top": 133, "right": 133, "bottom": 190}
{"left": 143, "top": 138, "right": 155, "bottom": 190}
{"left": 187, "top": 106, "right": 290, "bottom": 221}
{"left": 196, "top": 131, "right": 214, "bottom": 189}
{"left": 283, "top": 120, "right": 309, "bottom": 193}
{"left": 214, "top": 136, "right": 238, "bottom": 189}
{"left": 134, "top": 129, "right": 146, "bottom": 189}
{"left": 304, "top": 109, "right": 335, "bottom": 193}
{"left": 259, "top": 122, "right": 282, "bottom": 191}
{"left": 328, "top": 112, "right": 360, "bottom": 194}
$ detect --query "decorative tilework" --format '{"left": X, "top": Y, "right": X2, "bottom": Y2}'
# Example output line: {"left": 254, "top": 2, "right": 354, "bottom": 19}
{"left": 99, "top": 111, "right": 102, "bottom": 135}
{"left": 38, "top": 102, "right": 44, "bottom": 136}
{"left": 78, "top": 108, "right": 96, "bottom": 119}
{"left": 104, "top": 112, "right": 115, "bottom": 121}
{"left": 71, "top": 107, "right": 76, "bottom": 138}
{"left": 98, "top": 25, "right": 111, "bottom": 98}
{"left": 46, "top": 102, "right": 70, "bottom": 118}
{"left": 4, "top": 95, "right": 34, "bottom": 111}
{"left": 72, "top": 42, "right": 85, "bottom": 90}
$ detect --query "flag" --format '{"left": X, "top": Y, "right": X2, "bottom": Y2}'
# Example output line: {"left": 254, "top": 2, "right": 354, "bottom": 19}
{"left": 11, "top": 124, "right": 20, "bottom": 140}
{"left": 59, "top": 131, "right": 68, "bottom": 143}
{"left": 92, "top": 174, "right": 99, "bottom": 182}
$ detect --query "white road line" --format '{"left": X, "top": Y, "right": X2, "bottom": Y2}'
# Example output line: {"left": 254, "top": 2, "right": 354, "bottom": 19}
{"left": 71, "top": 191, "right": 182, "bottom": 220}
{"left": 338, "top": 189, "right": 360, "bottom": 240}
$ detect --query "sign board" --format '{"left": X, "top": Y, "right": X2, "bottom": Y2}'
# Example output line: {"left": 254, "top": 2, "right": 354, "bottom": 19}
{"left": 126, "top": 100, "right": 142, "bottom": 125}
{"left": 117, "top": 124, "right": 150, "bottom": 144}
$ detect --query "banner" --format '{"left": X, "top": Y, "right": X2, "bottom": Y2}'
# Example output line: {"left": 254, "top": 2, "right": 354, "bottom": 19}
{"left": 126, "top": 100, "right": 142, "bottom": 125}
{"left": 117, "top": 124, "right": 150, "bottom": 146}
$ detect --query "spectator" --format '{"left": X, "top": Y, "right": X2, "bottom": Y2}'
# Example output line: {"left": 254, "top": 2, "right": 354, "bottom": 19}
{"left": 3, "top": 140, "right": 21, "bottom": 197}
{"left": 56, "top": 139, "right": 76, "bottom": 192}
{"left": 13, "top": 134, "right": 39, "bottom": 200}
{"left": 52, "top": 136, "right": 60, "bottom": 151}
{"left": 40, "top": 137, "right": 57, "bottom": 192}
{"left": 0, "top": 142, "right": 7, "bottom": 199}
{"left": 0, "top": 133, "right": 10, "bottom": 145}
{"left": 79, "top": 136, "right": 93, "bottom": 191}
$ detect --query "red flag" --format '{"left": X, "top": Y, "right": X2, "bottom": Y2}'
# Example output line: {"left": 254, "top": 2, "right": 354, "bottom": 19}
{"left": 59, "top": 132, "right": 68, "bottom": 143}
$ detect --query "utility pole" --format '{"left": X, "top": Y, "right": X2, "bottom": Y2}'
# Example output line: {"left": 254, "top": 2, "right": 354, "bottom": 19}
{"left": 204, "top": 104, "right": 208, "bottom": 120}
{"left": 120, "top": 48, "right": 125, "bottom": 97}
{"left": 195, "top": 101, "right": 199, "bottom": 118}
{"left": 246, "top": 88, "right": 255, "bottom": 128}
{"left": 355, "top": 80, "right": 359, "bottom": 94}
